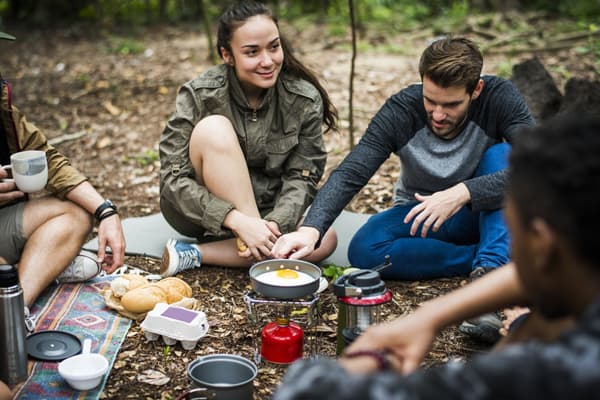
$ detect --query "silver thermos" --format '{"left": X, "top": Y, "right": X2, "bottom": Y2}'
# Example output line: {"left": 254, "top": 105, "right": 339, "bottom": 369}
{"left": 0, "top": 264, "right": 28, "bottom": 387}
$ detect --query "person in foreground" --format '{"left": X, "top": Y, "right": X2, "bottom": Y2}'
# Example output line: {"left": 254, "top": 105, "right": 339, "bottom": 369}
{"left": 159, "top": 1, "right": 337, "bottom": 276}
{"left": 0, "top": 31, "right": 126, "bottom": 331}
{"left": 274, "top": 114, "right": 600, "bottom": 400}
{"left": 273, "top": 37, "right": 534, "bottom": 280}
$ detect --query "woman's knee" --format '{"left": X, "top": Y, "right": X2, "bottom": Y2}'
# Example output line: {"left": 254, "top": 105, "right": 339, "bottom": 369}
{"left": 190, "top": 115, "right": 238, "bottom": 153}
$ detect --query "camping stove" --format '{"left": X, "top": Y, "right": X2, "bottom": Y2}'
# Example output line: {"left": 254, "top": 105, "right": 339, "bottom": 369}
{"left": 244, "top": 291, "right": 320, "bottom": 365}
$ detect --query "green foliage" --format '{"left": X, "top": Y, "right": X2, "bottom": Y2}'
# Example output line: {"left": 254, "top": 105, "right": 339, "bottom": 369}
{"left": 529, "top": 0, "right": 600, "bottom": 19}
{"left": 107, "top": 36, "right": 145, "bottom": 55}
{"left": 163, "top": 344, "right": 170, "bottom": 362}
{"left": 135, "top": 149, "right": 160, "bottom": 167}
{"left": 550, "top": 65, "right": 572, "bottom": 80}
{"left": 1, "top": 0, "right": 599, "bottom": 27}
{"left": 495, "top": 60, "right": 514, "bottom": 79}
{"left": 322, "top": 264, "right": 350, "bottom": 281}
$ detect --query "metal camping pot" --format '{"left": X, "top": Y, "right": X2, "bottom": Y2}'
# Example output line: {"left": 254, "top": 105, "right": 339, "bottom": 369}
{"left": 179, "top": 354, "right": 257, "bottom": 400}
{"left": 333, "top": 257, "right": 392, "bottom": 354}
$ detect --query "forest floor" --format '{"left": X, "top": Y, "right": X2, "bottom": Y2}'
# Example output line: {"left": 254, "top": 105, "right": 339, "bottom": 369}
{"left": 3, "top": 12, "right": 599, "bottom": 399}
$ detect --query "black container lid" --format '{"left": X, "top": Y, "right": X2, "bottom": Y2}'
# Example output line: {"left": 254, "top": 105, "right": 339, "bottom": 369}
{"left": 333, "top": 269, "right": 386, "bottom": 297}
{"left": 0, "top": 264, "right": 19, "bottom": 287}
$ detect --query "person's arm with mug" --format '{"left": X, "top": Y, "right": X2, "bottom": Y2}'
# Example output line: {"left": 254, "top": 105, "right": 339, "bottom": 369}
{"left": 10, "top": 105, "right": 126, "bottom": 272}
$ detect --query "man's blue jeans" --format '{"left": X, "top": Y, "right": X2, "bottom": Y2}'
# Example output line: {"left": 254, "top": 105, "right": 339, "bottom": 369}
{"left": 348, "top": 143, "right": 510, "bottom": 280}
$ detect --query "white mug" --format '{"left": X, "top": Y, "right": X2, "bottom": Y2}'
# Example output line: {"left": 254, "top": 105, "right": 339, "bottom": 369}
{"left": 1, "top": 150, "right": 48, "bottom": 193}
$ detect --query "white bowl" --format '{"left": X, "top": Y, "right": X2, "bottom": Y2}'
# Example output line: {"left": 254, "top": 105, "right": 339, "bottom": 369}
{"left": 58, "top": 347, "right": 108, "bottom": 391}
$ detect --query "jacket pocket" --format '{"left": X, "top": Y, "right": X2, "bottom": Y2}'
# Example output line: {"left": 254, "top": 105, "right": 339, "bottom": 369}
{"left": 265, "top": 133, "right": 298, "bottom": 173}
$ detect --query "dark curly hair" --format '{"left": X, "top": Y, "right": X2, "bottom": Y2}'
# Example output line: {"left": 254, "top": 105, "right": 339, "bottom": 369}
{"left": 216, "top": 1, "right": 338, "bottom": 132}
{"left": 508, "top": 114, "right": 600, "bottom": 265}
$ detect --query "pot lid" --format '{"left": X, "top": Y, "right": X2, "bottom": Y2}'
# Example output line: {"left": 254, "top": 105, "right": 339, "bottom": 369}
{"left": 26, "top": 330, "right": 82, "bottom": 361}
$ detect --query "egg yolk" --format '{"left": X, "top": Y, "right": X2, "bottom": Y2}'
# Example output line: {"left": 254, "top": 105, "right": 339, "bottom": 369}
{"left": 276, "top": 269, "right": 299, "bottom": 279}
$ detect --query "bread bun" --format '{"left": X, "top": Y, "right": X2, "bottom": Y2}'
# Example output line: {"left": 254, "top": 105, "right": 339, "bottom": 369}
{"left": 156, "top": 277, "right": 193, "bottom": 303}
{"left": 236, "top": 237, "right": 248, "bottom": 252}
{"left": 110, "top": 274, "right": 149, "bottom": 298}
{"left": 121, "top": 284, "right": 167, "bottom": 313}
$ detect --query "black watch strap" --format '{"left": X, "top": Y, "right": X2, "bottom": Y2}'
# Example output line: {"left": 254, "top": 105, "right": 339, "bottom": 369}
{"left": 94, "top": 199, "right": 117, "bottom": 221}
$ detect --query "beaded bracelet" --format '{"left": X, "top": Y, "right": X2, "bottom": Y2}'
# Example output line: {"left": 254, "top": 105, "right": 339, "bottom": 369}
{"left": 344, "top": 350, "right": 391, "bottom": 371}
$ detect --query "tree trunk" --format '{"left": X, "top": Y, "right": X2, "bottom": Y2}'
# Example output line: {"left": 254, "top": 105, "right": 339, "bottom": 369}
{"left": 348, "top": 0, "right": 357, "bottom": 149}
{"left": 159, "top": 0, "right": 168, "bottom": 20}
{"left": 199, "top": 0, "right": 218, "bottom": 64}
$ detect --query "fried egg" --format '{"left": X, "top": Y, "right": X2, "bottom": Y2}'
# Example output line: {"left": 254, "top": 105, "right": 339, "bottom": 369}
{"left": 258, "top": 269, "right": 315, "bottom": 287}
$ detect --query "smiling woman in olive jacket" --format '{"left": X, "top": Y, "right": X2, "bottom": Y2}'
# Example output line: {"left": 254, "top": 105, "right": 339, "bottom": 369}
{"left": 159, "top": 1, "right": 338, "bottom": 276}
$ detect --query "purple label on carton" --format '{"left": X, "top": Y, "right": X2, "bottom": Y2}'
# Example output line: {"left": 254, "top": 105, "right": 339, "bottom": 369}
{"left": 161, "top": 306, "right": 197, "bottom": 323}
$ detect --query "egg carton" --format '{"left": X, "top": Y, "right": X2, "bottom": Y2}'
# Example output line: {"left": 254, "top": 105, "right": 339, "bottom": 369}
{"left": 140, "top": 303, "right": 209, "bottom": 350}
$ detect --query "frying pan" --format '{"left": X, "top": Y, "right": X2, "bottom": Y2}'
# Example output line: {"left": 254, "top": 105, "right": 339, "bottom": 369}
{"left": 249, "top": 259, "right": 321, "bottom": 299}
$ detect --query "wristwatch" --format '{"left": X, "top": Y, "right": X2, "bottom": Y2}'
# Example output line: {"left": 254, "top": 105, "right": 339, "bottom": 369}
{"left": 94, "top": 199, "right": 117, "bottom": 221}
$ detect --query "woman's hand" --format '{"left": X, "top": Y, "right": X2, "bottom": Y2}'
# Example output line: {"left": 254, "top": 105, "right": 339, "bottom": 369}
{"left": 231, "top": 213, "right": 279, "bottom": 261}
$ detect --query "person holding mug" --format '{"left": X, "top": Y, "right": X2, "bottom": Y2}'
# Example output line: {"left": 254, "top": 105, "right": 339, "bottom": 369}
{"left": 0, "top": 30, "right": 126, "bottom": 331}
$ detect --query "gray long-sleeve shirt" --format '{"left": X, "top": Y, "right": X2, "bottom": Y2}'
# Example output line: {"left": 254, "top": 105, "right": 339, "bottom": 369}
{"left": 303, "top": 76, "right": 534, "bottom": 240}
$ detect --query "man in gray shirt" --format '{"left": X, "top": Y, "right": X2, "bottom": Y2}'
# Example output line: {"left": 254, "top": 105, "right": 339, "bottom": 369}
{"left": 273, "top": 37, "right": 534, "bottom": 280}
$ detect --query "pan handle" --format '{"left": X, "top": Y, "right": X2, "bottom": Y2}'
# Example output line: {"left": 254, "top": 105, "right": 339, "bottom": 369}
{"left": 174, "top": 387, "right": 213, "bottom": 400}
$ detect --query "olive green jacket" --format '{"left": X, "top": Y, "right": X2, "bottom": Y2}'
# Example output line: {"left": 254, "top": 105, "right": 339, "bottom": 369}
{"left": 0, "top": 77, "right": 86, "bottom": 204}
{"left": 159, "top": 64, "right": 327, "bottom": 236}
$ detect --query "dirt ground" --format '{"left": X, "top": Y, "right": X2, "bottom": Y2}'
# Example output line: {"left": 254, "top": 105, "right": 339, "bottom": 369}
{"left": 3, "top": 15, "right": 598, "bottom": 399}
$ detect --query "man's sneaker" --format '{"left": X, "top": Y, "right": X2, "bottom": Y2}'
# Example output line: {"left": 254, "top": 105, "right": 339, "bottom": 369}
{"left": 469, "top": 266, "right": 496, "bottom": 280}
{"left": 57, "top": 250, "right": 101, "bottom": 283}
{"left": 459, "top": 312, "right": 503, "bottom": 344}
{"left": 161, "top": 239, "right": 202, "bottom": 277}
{"left": 459, "top": 266, "right": 502, "bottom": 344}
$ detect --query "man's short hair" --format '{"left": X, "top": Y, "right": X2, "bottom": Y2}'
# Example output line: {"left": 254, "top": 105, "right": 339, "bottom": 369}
{"left": 508, "top": 114, "right": 600, "bottom": 266}
{"left": 418, "top": 37, "right": 483, "bottom": 94}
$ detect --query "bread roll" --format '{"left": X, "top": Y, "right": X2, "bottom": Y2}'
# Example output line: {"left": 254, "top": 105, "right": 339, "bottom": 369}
{"left": 156, "top": 277, "right": 192, "bottom": 303}
{"left": 110, "top": 274, "right": 149, "bottom": 298}
{"left": 121, "top": 284, "right": 167, "bottom": 313}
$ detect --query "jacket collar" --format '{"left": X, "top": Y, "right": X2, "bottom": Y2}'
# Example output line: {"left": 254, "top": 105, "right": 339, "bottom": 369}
{"left": 227, "top": 65, "right": 275, "bottom": 111}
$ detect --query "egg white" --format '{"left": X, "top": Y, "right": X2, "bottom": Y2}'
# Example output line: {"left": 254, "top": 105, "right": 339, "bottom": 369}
{"left": 257, "top": 270, "right": 315, "bottom": 287}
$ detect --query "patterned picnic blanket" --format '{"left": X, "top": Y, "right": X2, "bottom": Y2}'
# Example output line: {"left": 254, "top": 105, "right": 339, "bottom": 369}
{"left": 15, "top": 276, "right": 131, "bottom": 400}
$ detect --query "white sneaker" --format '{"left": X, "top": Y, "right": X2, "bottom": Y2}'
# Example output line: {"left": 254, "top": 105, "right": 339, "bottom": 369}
{"left": 24, "top": 305, "right": 36, "bottom": 333}
{"left": 57, "top": 250, "right": 101, "bottom": 283}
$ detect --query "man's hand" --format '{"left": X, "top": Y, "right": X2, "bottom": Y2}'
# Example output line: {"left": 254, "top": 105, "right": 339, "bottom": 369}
{"left": 0, "top": 166, "right": 25, "bottom": 206}
{"left": 97, "top": 214, "right": 125, "bottom": 273}
{"left": 271, "top": 226, "right": 320, "bottom": 260}
{"left": 404, "top": 183, "right": 470, "bottom": 237}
